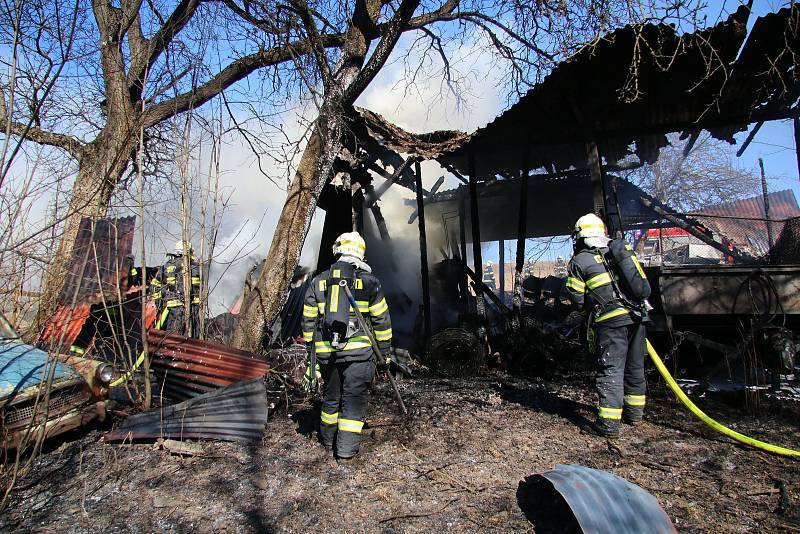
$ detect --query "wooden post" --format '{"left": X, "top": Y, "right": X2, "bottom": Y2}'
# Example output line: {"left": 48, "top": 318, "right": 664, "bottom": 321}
{"left": 794, "top": 117, "right": 800, "bottom": 182}
{"left": 586, "top": 141, "right": 605, "bottom": 216}
{"left": 498, "top": 239, "right": 505, "bottom": 305}
{"left": 513, "top": 158, "right": 529, "bottom": 312}
{"left": 415, "top": 160, "right": 432, "bottom": 343}
{"left": 458, "top": 189, "right": 468, "bottom": 313}
{"left": 468, "top": 155, "right": 484, "bottom": 316}
{"left": 759, "top": 158, "right": 774, "bottom": 261}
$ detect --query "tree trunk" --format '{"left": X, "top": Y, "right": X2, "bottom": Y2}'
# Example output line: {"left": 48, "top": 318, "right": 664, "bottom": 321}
{"left": 31, "top": 130, "right": 135, "bottom": 338}
{"left": 231, "top": 112, "right": 345, "bottom": 352}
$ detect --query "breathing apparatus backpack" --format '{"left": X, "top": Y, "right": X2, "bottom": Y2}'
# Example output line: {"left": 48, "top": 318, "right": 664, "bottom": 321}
{"left": 321, "top": 262, "right": 358, "bottom": 349}
{"left": 606, "top": 238, "right": 651, "bottom": 301}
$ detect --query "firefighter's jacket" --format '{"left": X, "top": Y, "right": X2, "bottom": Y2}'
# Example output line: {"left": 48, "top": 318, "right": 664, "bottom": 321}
{"left": 150, "top": 254, "right": 201, "bottom": 309}
{"left": 302, "top": 261, "right": 392, "bottom": 363}
{"left": 482, "top": 266, "right": 496, "bottom": 284}
{"left": 566, "top": 245, "right": 638, "bottom": 328}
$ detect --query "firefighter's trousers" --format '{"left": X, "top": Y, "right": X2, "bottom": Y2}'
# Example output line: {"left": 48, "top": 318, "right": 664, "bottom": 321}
{"left": 594, "top": 321, "right": 647, "bottom": 422}
{"left": 319, "top": 360, "right": 375, "bottom": 458}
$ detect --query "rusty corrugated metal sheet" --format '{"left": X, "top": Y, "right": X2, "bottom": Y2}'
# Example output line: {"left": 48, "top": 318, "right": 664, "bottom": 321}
{"left": 103, "top": 378, "right": 268, "bottom": 443}
{"left": 148, "top": 330, "right": 269, "bottom": 401}
{"left": 697, "top": 190, "right": 800, "bottom": 257}
{"left": 58, "top": 217, "right": 136, "bottom": 306}
{"left": 537, "top": 464, "right": 676, "bottom": 534}
{"left": 39, "top": 304, "right": 92, "bottom": 350}
{"left": 700, "top": 190, "right": 800, "bottom": 221}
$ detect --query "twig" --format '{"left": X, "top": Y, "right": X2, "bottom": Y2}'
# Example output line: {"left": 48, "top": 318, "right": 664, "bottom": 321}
{"left": 379, "top": 498, "right": 457, "bottom": 523}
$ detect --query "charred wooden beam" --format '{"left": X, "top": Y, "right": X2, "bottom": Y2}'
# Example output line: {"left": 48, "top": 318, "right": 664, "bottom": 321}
{"left": 444, "top": 164, "right": 469, "bottom": 185}
{"left": 636, "top": 195, "right": 752, "bottom": 262}
{"left": 499, "top": 239, "right": 505, "bottom": 305}
{"left": 458, "top": 190, "right": 469, "bottom": 314}
{"left": 364, "top": 157, "right": 414, "bottom": 208}
{"left": 736, "top": 121, "right": 763, "bottom": 157}
{"left": 586, "top": 141, "right": 605, "bottom": 217}
{"left": 468, "top": 154, "right": 485, "bottom": 316}
{"left": 457, "top": 258, "right": 511, "bottom": 314}
{"left": 682, "top": 130, "right": 701, "bottom": 158}
{"left": 407, "top": 175, "right": 445, "bottom": 223}
{"left": 415, "top": 160, "right": 432, "bottom": 343}
{"left": 795, "top": 117, "right": 800, "bottom": 182}
{"left": 759, "top": 158, "right": 774, "bottom": 260}
{"left": 513, "top": 156, "right": 529, "bottom": 312}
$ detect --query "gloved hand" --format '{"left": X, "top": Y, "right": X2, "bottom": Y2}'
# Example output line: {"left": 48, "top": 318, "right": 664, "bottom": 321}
{"left": 302, "top": 363, "right": 321, "bottom": 392}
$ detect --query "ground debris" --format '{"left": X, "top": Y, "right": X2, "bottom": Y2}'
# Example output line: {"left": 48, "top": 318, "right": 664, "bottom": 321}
{"left": 3, "top": 371, "right": 800, "bottom": 532}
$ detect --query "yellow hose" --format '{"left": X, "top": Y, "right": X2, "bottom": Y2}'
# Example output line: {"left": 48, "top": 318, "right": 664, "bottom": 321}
{"left": 646, "top": 338, "right": 800, "bottom": 457}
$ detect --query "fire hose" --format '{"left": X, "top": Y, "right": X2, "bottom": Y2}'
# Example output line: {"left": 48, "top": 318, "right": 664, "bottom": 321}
{"left": 646, "top": 338, "right": 800, "bottom": 458}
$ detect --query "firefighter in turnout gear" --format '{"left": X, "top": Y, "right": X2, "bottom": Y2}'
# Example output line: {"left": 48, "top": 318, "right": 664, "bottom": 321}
{"left": 566, "top": 214, "right": 650, "bottom": 438}
{"left": 301, "top": 231, "right": 392, "bottom": 459}
{"left": 483, "top": 260, "right": 497, "bottom": 290}
{"left": 151, "top": 241, "right": 201, "bottom": 337}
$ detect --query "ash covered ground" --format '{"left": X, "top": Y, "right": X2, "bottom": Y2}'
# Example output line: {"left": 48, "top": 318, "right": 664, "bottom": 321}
{"left": 2, "top": 371, "right": 800, "bottom": 533}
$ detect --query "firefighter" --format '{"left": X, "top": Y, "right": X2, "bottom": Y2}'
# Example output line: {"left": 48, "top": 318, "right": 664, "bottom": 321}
{"left": 483, "top": 260, "right": 496, "bottom": 290}
{"left": 151, "top": 241, "right": 201, "bottom": 337}
{"left": 566, "top": 214, "right": 649, "bottom": 438}
{"left": 301, "top": 231, "right": 392, "bottom": 460}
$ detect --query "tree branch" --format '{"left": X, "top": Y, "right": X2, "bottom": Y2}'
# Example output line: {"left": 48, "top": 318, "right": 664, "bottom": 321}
{"left": 127, "top": 0, "right": 204, "bottom": 92}
{"left": 288, "top": 0, "right": 333, "bottom": 86}
{"left": 143, "top": 34, "right": 345, "bottom": 126}
{"left": 0, "top": 116, "right": 85, "bottom": 159}
{"left": 345, "top": 0, "right": 421, "bottom": 104}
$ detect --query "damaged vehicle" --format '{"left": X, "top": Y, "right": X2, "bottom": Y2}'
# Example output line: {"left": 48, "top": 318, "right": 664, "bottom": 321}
{"left": 0, "top": 312, "right": 114, "bottom": 449}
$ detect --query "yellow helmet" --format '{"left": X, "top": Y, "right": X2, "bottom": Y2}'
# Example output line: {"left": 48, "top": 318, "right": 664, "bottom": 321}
{"left": 332, "top": 231, "right": 366, "bottom": 261}
{"left": 574, "top": 213, "right": 607, "bottom": 239}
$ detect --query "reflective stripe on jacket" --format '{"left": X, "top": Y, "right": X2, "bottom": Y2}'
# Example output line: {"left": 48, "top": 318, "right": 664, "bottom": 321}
{"left": 566, "top": 246, "right": 633, "bottom": 328}
{"left": 301, "top": 261, "right": 392, "bottom": 363}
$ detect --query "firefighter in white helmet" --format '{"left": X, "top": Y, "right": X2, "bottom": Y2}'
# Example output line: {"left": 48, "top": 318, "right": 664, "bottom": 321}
{"left": 566, "top": 214, "right": 650, "bottom": 438}
{"left": 301, "top": 231, "right": 392, "bottom": 460}
{"left": 151, "top": 240, "right": 201, "bottom": 337}
{"left": 482, "top": 260, "right": 497, "bottom": 291}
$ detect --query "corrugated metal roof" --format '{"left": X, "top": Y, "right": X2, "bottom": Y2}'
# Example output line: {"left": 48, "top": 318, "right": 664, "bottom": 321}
{"left": 538, "top": 464, "right": 676, "bottom": 534}
{"left": 58, "top": 217, "right": 136, "bottom": 306}
{"left": 103, "top": 378, "right": 268, "bottom": 443}
{"left": 148, "top": 330, "right": 269, "bottom": 401}
{"left": 437, "top": 6, "right": 799, "bottom": 177}
{"left": 700, "top": 190, "right": 800, "bottom": 221}
{"left": 38, "top": 304, "right": 92, "bottom": 351}
{"left": 696, "top": 190, "right": 800, "bottom": 257}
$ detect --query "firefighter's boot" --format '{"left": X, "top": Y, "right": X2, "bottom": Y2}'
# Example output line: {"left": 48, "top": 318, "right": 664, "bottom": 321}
{"left": 623, "top": 406, "right": 644, "bottom": 425}
{"left": 593, "top": 418, "right": 621, "bottom": 438}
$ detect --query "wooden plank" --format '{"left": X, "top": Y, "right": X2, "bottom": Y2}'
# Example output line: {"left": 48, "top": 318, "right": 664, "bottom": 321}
{"left": 415, "top": 160, "right": 432, "bottom": 342}
{"left": 468, "top": 155, "right": 484, "bottom": 316}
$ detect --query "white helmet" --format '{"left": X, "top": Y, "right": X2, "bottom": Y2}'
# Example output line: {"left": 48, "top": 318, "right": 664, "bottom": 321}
{"left": 174, "top": 240, "right": 192, "bottom": 255}
{"left": 574, "top": 213, "right": 607, "bottom": 239}
{"left": 332, "top": 231, "right": 366, "bottom": 261}
{"left": 487, "top": 260, "right": 494, "bottom": 266}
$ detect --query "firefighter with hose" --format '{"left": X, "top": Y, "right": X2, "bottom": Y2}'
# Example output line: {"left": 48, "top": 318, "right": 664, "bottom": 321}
{"left": 301, "top": 232, "right": 394, "bottom": 460}
{"left": 566, "top": 214, "right": 651, "bottom": 438}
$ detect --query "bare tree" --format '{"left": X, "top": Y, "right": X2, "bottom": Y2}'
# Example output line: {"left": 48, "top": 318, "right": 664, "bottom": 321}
{"left": 625, "top": 132, "right": 760, "bottom": 213}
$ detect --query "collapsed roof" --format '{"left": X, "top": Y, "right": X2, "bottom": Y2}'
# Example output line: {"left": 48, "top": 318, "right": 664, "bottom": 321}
{"left": 351, "top": 5, "right": 799, "bottom": 183}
